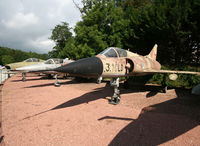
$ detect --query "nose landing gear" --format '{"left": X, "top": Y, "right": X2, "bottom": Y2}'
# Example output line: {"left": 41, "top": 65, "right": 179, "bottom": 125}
{"left": 109, "top": 77, "right": 120, "bottom": 105}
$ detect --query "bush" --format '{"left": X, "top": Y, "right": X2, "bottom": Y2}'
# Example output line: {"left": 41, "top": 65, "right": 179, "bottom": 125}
{"left": 129, "top": 65, "right": 200, "bottom": 89}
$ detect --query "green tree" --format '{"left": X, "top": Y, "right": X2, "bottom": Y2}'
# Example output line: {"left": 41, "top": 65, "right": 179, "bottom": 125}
{"left": 50, "top": 0, "right": 200, "bottom": 66}
{"left": 1, "top": 55, "right": 14, "bottom": 64}
{"left": 0, "top": 46, "right": 48, "bottom": 65}
{"left": 53, "top": 0, "right": 129, "bottom": 60}
{"left": 58, "top": 38, "right": 77, "bottom": 59}
{"left": 74, "top": 0, "right": 127, "bottom": 56}
{"left": 124, "top": 0, "right": 200, "bottom": 65}
{"left": 49, "top": 22, "right": 73, "bottom": 57}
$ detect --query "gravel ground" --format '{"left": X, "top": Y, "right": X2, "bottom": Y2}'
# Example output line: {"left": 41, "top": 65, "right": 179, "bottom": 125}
{"left": 1, "top": 74, "right": 200, "bottom": 146}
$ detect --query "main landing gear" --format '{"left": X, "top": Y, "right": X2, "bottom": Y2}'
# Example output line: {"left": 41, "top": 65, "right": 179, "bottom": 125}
{"left": 54, "top": 74, "right": 61, "bottom": 87}
{"left": 161, "top": 74, "right": 168, "bottom": 93}
{"left": 22, "top": 73, "right": 26, "bottom": 82}
{"left": 109, "top": 77, "right": 120, "bottom": 105}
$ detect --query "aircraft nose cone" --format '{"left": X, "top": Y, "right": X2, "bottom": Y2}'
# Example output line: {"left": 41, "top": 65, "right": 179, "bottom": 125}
{"left": 55, "top": 57, "right": 103, "bottom": 77}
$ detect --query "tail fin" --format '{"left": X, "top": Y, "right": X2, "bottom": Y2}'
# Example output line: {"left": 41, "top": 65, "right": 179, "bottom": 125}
{"left": 147, "top": 44, "right": 157, "bottom": 60}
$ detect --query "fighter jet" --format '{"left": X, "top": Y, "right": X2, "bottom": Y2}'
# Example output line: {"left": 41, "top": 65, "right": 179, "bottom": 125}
{"left": 16, "top": 58, "right": 74, "bottom": 81}
{"left": 51, "top": 44, "right": 200, "bottom": 104}
{"left": 5, "top": 58, "right": 44, "bottom": 70}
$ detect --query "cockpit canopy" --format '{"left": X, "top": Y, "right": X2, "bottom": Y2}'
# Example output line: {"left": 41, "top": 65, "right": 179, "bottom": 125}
{"left": 24, "top": 58, "right": 40, "bottom": 62}
{"left": 99, "top": 47, "right": 127, "bottom": 57}
{"left": 44, "top": 58, "right": 64, "bottom": 64}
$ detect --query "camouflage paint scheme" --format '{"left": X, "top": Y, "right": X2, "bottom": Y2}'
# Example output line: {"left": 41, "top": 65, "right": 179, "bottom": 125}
{"left": 53, "top": 44, "right": 200, "bottom": 104}
{"left": 62, "top": 44, "right": 200, "bottom": 78}
{"left": 85, "top": 44, "right": 200, "bottom": 80}
{"left": 96, "top": 45, "right": 161, "bottom": 78}
{"left": 6, "top": 58, "right": 44, "bottom": 70}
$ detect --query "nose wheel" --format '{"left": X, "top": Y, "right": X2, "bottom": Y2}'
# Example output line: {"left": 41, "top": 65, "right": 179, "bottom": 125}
{"left": 97, "top": 76, "right": 102, "bottom": 84}
{"left": 109, "top": 77, "right": 120, "bottom": 105}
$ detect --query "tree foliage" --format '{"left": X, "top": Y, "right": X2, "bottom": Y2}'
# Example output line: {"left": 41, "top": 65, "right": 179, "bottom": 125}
{"left": 49, "top": 0, "right": 200, "bottom": 65}
{"left": 49, "top": 22, "right": 73, "bottom": 58}
{"left": 0, "top": 46, "right": 48, "bottom": 65}
{"left": 124, "top": 0, "right": 200, "bottom": 65}
{"left": 1, "top": 55, "right": 14, "bottom": 65}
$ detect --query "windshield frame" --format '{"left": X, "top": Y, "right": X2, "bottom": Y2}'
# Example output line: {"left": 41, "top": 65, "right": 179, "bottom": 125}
{"left": 99, "top": 47, "right": 127, "bottom": 57}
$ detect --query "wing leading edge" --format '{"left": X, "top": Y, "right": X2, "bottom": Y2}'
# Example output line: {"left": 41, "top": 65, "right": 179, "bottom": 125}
{"left": 142, "top": 69, "right": 200, "bottom": 76}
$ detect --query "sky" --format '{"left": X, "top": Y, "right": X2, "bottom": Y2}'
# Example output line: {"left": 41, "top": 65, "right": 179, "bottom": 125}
{"left": 0, "top": 0, "right": 82, "bottom": 54}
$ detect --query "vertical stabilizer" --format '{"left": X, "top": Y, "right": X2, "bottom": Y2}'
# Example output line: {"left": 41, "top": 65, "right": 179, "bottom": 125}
{"left": 147, "top": 44, "right": 157, "bottom": 60}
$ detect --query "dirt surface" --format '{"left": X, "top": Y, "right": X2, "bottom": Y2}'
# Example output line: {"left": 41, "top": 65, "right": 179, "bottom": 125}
{"left": 1, "top": 74, "right": 200, "bottom": 146}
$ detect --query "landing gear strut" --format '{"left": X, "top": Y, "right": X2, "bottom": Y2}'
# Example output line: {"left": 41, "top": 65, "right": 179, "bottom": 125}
{"left": 161, "top": 74, "right": 168, "bottom": 93}
{"left": 97, "top": 76, "right": 102, "bottom": 84}
{"left": 22, "top": 73, "right": 26, "bottom": 82}
{"left": 54, "top": 74, "right": 61, "bottom": 87}
{"left": 109, "top": 77, "right": 120, "bottom": 105}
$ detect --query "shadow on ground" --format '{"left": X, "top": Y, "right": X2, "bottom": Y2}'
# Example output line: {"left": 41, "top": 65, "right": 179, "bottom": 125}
{"left": 51, "top": 85, "right": 112, "bottom": 110}
{"left": 121, "top": 84, "right": 164, "bottom": 98}
{"left": 22, "top": 84, "right": 112, "bottom": 120}
{"left": 24, "top": 79, "right": 164, "bottom": 99}
{"left": 12, "top": 78, "right": 45, "bottom": 82}
{"left": 21, "top": 82, "right": 200, "bottom": 145}
{"left": 23, "top": 83, "right": 185, "bottom": 119}
{"left": 24, "top": 78, "right": 97, "bottom": 88}
{"left": 12, "top": 76, "right": 56, "bottom": 82}
{"left": 23, "top": 83, "right": 161, "bottom": 119}
{"left": 100, "top": 89, "right": 200, "bottom": 146}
